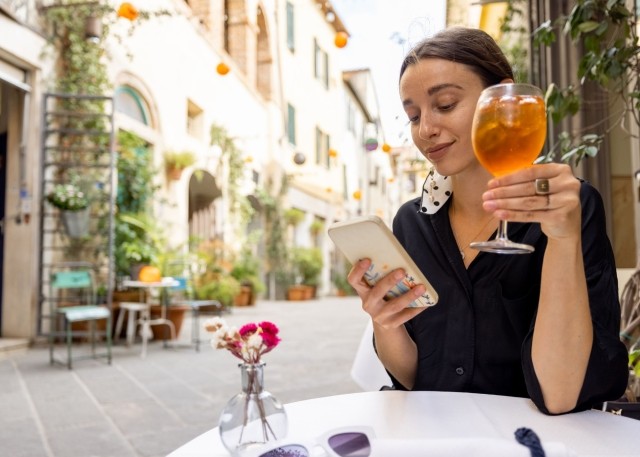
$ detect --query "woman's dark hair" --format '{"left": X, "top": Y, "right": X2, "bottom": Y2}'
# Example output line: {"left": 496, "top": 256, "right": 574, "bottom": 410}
{"left": 399, "top": 27, "right": 514, "bottom": 87}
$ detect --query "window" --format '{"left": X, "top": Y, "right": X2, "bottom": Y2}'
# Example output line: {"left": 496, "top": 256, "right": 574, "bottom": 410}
{"left": 287, "top": 103, "right": 296, "bottom": 145}
{"left": 286, "top": 1, "right": 295, "bottom": 52}
{"left": 314, "top": 39, "right": 329, "bottom": 89}
{"left": 187, "top": 99, "right": 204, "bottom": 139}
{"left": 315, "top": 126, "right": 330, "bottom": 167}
{"left": 114, "top": 86, "right": 151, "bottom": 126}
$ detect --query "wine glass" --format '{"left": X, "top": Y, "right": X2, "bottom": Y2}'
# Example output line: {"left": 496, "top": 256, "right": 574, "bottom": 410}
{"left": 470, "top": 83, "right": 547, "bottom": 254}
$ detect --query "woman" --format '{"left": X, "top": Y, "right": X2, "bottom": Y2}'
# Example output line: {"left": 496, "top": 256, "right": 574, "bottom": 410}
{"left": 347, "top": 27, "right": 628, "bottom": 415}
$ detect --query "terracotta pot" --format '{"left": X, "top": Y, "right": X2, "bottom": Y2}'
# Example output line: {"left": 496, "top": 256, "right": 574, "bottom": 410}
{"left": 149, "top": 304, "right": 189, "bottom": 339}
{"left": 234, "top": 286, "right": 253, "bottom": 306}
{"left": 287, "top": 285, "right": 307, "bottom": 301}
{"left": 166, "top": 166, "right": 183, "bottom": 181}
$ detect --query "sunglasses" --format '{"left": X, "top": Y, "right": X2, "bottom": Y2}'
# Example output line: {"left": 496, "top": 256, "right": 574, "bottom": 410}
{"left": 248, "top": 426, "right": 375, "bottom": 457}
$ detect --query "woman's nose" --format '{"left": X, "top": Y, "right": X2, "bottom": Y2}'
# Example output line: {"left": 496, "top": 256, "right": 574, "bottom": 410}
{"left": 418, "top": 115, "right": 439, "bottom": 140}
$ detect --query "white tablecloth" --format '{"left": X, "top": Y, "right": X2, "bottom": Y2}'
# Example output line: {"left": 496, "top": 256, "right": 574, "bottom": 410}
{"left": 168, "top": 391, "right": 640, "bottom": 457}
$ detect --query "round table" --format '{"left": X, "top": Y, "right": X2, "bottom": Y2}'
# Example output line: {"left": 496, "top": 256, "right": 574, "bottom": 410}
{"left": 168, "top": 390, "right": 640, "bottom": 456}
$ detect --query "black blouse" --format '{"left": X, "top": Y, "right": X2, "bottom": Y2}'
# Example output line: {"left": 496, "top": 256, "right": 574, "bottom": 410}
{"left": 388, "top": 180, "right": 628, "bottom": 414}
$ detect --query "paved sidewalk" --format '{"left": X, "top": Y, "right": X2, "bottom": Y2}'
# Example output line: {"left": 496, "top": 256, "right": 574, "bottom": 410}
{"left": 0, "top": 296, "right": 370, "bottom": 457}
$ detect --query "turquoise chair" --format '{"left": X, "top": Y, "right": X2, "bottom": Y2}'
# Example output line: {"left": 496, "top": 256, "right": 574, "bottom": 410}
{"left": 48, "top": 265, "right": 112, "bottom": 369}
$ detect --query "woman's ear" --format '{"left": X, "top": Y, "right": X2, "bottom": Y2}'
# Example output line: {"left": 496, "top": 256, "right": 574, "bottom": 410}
{"left": 500, "top": 78, "right": 515, "bottom": 84}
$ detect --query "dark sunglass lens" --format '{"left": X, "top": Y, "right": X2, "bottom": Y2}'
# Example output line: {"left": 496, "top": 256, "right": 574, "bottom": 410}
{"left": 328, "top": 432, "right": 371, "bottom": 457}
{"left": 260, "top": 444, "right": 309, "bottom": 457}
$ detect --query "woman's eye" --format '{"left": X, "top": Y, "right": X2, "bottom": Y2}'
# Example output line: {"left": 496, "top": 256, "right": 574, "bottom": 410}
{"left": 438, "top": 102, "right": 456, "bottom": 111}
{"left": 407, "top": 115, "right": 419, "bottom": 125}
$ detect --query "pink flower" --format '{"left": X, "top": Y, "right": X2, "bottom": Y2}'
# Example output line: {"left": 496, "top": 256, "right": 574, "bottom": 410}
{"left": 239, "top": 323, "right": 258, "bottom": 336}
{"left": 205, "top": 318, "right": 281, "bottom": 363}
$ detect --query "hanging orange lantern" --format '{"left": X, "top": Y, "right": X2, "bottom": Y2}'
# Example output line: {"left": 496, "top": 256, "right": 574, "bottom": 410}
{"left": 387, "top": 177, "right": 395, "bottom": 183}
{"left": 216, "top": 62, "right": 230, "bottom": 76}
{"left": 117, "top": 2, "right": 139, "bottom": 21}
{"left": 328, "top": 148, "right": 338, "bottom": 158}
{"left": 382, "top": 143, "right": 391, "bottom": 153}
{"left": 352, "top": 190, "right": 362, "bottom": 200}
{"left": 325, "top": 187, "right": 333, "bottom": 193}
{"left": 334, "top": 31, "right": 348, "bottom": 48}
{"left": 244, "top": 156, "right": 253, "bottom": 163}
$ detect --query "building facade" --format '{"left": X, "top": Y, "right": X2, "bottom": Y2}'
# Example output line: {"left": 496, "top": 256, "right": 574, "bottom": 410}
{"left": 0, "top": 0, "right": 396, "bottom": 341}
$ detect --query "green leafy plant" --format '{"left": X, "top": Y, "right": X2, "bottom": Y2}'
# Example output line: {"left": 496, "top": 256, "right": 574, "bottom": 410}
{"left": 117, "top": 130, "right": 158, "bottom": 213}
{"left": 195, "top": 274, "right": 241, "bottom": 307}
{"left": 309, "top": 219, "right": 325, "bottom": 236}
{"left": 284, "top": 208, "right": 305, "bottom": 227}
{"left": 114, "top": 212, "right": 164, "bottom": 277}
{"left": 532, "top": 0, "right": 640, "bottom": 165}
{"left": 291, "top": 246, "right": 323, "bottom": 287}
{"left": 164, "top": 150, "right": 196, "bottom": 171}
{"left": 231, "top": 241, "right": 266, "bottom": 295}
{"left": 331, "top": 271, "right": 354, "bottom": 296}
{"left": 46, "top": 183, "right": 89, "bottom": 211}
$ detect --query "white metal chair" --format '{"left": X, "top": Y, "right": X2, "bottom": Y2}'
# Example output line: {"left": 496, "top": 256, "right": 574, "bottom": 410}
{"left": 48, "top": 262, "right": 112, "bottom": 369}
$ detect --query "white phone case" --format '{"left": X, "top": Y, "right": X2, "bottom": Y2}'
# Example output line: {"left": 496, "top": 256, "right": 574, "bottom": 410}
{"left": 328, "top": 216, "right": 438, "bottom": 308}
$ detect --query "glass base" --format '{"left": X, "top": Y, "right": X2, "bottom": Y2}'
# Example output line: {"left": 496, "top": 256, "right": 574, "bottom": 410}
{"left": 469, "top": 239, "right": 534, "bottom": 254}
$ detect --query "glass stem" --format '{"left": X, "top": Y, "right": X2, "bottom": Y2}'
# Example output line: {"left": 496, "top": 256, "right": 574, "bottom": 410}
{"left": 495, "top": 220, "right": 509, "bottom": 242}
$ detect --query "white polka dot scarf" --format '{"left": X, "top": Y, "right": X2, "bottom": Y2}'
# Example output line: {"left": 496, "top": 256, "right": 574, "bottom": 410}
{"left": 419, "top": 168, "right": 452, "bottom": 214}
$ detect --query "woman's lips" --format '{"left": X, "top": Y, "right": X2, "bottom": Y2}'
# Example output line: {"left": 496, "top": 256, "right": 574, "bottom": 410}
{"left": 426, "top": 142, "right": 453, "bottom": 161}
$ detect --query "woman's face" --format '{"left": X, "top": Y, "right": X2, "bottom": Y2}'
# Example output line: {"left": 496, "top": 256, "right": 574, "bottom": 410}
{"left": 399, "top": 58, "right": 486, "bottom": 177}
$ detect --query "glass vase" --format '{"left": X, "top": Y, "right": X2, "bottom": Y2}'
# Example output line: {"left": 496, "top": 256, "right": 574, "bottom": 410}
{"left": 219, "top": 362, "right": 288, "bottom": 456}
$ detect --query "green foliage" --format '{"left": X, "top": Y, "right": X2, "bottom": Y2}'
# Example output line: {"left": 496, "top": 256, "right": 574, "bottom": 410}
{"left": 309, "top": 219, "right": 325, "bottom": 235}
{"left": 210, "top": 124, "right": 253, "bottom": 226}
{"left": 531, "top": 0, "right": 640, "bottom": 164}
{"left": 284, "top": 208, "right": 305, "bottom": 226}
{"left": 164, "top": 150, "right": 196, "bottom": 170}
{"left": 195, "top": 275, "right": 241, "bottom": 307}
{"left": 257, "top": 177, "right": 290, "bottom": 276}
{"left": 114, "top": 212, "right": 164, "bottom": 277}
{"left": 116, "top": 130, "right": 157, "bottom": 213}
{"left": 331, "top": 271, "right": 354, "bottom": 295}
{"left": 230, "top": 237, "right": 266, "bottom": 295}
{"left": 46, "top": 183, "right": 89, "bottom": 211}
{"left": 291, "top": 246, "right": 323, "bottom": 286}
{"left": 631, "top": 348, "right": 640, "bottom": 378}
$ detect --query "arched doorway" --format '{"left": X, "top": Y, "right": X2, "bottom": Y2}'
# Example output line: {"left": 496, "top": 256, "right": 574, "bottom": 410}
{"left": 188, "top": 171, "right": 222, "bottom": 241}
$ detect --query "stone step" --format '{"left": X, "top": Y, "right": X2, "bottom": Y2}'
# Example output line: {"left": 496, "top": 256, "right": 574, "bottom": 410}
{"left": 0, "top": 338, "right": 30, "bottom": 359}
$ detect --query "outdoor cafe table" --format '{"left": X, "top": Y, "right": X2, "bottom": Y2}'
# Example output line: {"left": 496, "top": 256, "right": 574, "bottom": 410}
{"left": 168, "top": 390, "right": 640, "bottom": 457}
{"left": 121, "top": 277, "right": 180, "bottom": 357}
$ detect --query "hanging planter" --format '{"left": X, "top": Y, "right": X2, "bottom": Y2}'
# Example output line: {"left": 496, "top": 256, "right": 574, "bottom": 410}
{"left": 164, "top": 150, "right": 196, "bottom": 181}
{"left": 61, "top": 208, "right": 91, "bottom": 238}
{"left": 46, "top": 183, "right": 91, "bottom": 238}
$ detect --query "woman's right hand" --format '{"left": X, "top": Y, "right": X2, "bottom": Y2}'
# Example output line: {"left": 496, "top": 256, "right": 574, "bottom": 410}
{"left": 347, "top": 258, "right": 427, "bottom": 329}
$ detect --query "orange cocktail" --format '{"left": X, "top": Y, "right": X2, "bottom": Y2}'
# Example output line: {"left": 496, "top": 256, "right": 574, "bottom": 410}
{"left": 469, "top": 83, "right": 547, "bottom": 255}
{"left": 472, "top": 89, "right": 547, "bottom": 177}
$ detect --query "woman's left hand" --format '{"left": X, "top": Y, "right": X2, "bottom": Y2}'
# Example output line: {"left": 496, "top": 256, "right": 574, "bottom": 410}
{"left": 481, "top": 163, "right": 581, "bottom": 240}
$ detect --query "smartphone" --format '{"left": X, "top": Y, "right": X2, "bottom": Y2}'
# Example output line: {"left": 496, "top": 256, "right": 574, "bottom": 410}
{"left": 328, "top": 215, "right": 438, "bottom": 308}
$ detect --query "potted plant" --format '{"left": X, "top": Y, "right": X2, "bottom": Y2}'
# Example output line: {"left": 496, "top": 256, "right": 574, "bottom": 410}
{"left": 195, "top": 273, "right": 241, "bottom": 308}
{"left": 46, "top": 182, "right": 91, "bottom": 238}
{"left": 309, "top": 219, "right": 325, "bottom": 237}
{"left": 230, "top": 248, "right": 266, "bottom": 306}
{"left": 283, "top": 207, "right": 305, "bottom": 227}
{"left": 290, "top": 246, "right": 323, "bottom": 300}
{"left": 331, "top": 271, "right": 354, "bottom": 297}
{"left": 164, "top": 150, "right": 196, "bottom": 180}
